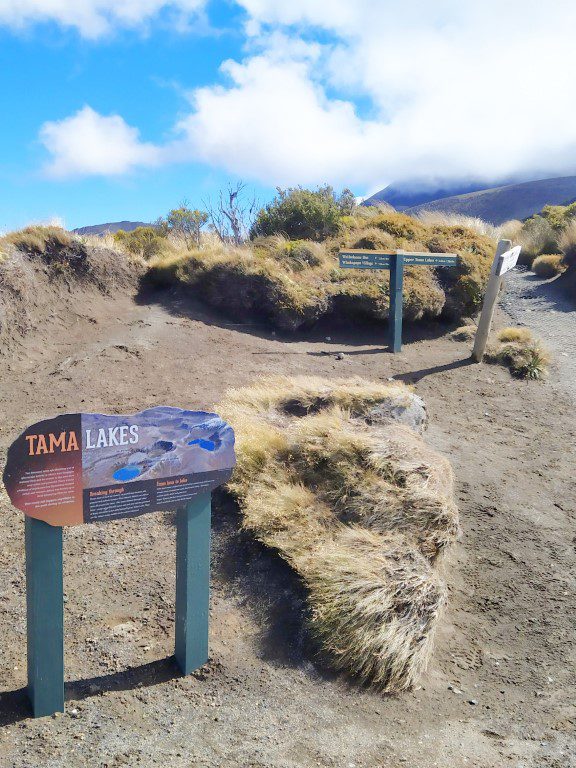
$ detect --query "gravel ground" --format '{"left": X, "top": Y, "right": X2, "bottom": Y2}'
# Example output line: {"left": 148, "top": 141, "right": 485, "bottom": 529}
{"left": 501, "top": 267, "right": 576, "bottom": 399}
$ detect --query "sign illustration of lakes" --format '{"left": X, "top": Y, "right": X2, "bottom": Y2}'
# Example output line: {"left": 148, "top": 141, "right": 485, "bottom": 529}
{"left": 3, "top": 407, "right": 236, "bottom": 526}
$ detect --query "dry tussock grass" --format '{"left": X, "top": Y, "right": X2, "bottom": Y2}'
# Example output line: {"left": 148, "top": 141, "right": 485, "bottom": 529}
{"left": 146, "top": 210, "right": 495, "bottom": 329}
{"left": 531, "top": 254, "right": 566, "bottom": 278}
{"left": 488, "top": 328, "right": 550, "bottom": 379}
{"left": 415, "top": 211, "right": 502, "bottom": 241}
{"left": 558, "top": 221, "right": 576, "bottom": 266}
{"left": 1, "top": 225, "right": 73, "bottom": 255}
{"left": 497, "top": 327, "right": 533, "bottom": 344}
{"left": 451, "top": 324, "right": 476, "bottom": 341}
{"left": 220, "top": 375, "right": 459, "bottom": 691}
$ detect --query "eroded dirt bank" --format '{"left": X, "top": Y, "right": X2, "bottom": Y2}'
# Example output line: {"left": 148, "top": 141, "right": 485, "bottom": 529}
{"left": 0, "top": 284, "right": 574, "bottom": 768}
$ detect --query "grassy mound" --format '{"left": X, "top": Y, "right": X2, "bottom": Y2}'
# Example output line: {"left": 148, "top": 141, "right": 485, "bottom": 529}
{"left": 487, "top": 328, "right": 550, "bottom": 379}
{"left": 145, "top": 210, "right": 495, "bottom": 331}
{"left": 220, "top": 376, "right": 459, "bottom": 691}
{"left": 0, "top": 225, "right": 142, "bottom": 288}
{"left": 0, "top": 226, "right": 142, "bottom": 351}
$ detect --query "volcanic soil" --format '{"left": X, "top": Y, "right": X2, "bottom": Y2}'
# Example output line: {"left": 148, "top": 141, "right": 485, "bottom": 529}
{"left": 0, "top": 279, "right": 574, "bottom": 768}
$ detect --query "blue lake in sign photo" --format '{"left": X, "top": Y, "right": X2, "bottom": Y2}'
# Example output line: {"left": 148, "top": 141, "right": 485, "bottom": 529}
{"left": 82, "top": 407, "right": 235, "bottom": 489}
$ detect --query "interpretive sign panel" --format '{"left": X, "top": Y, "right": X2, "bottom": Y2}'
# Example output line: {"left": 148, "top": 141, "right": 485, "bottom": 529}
{"left": 3, "top": 406, "right": 236, "bottom": 526}
{"left": 3, "top": 406, "right": 236, "bottom": 718}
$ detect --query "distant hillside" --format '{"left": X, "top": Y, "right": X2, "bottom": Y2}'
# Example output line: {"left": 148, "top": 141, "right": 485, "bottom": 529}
{"left": 363, "top": 180, "right": 497, "bottom": 210}
{"left": 73, "top": 221, "right": 149, "bottom": 236}
{"left": 405, "top": 176, "right": 576, "bottom": 224}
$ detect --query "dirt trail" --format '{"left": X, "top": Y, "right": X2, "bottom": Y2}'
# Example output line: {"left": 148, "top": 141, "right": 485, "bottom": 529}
{"left": 501, "top": 267, "right": 576, "bottom": 399}
{"left": 0, "top": 285, "right": 574, "bottom": 768}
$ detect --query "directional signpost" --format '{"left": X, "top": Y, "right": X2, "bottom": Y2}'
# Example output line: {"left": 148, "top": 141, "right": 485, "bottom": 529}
{"left": 3, "top": 406, "right": 236, "bottom": 717}
{"left": 339, "top": 249, "right": 459, "bottom": 352}
{"left": 472, "top": 240, "right": 522, "bottom": 362}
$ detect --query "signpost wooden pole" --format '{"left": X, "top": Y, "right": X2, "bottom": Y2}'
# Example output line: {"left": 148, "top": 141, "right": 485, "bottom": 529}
{"left": 472, "top": 239, "right": 514, "bottom": 362}
{"left": 175, "top": 492, "right": 211, "bottom": 675}
{"left": 25, "top": 517, "right": 65, "bottom": 718}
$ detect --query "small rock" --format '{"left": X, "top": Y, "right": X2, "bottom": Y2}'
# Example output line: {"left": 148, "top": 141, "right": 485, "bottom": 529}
{"left": 468, "top": 699, "right": 478, "bottom": 706}
{"left": 325, "top": 336, "right": 331, "bottom": 342}
{"left": 335, "top": 353, "right": 345, "bottom": 360}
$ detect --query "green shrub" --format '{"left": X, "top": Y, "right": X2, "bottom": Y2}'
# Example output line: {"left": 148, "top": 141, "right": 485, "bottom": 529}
{"left": 114, "top": 226, "right": 165, "bottom": 260}
{"left": 532, "top": 253, "right": 566, "bottom": 278}
{"left": 251, "top": 186, "right": 343, "bottom": 241}
{"left": 495, "top": 342, "right": 550, "bottom": 379}
{"left": 156, "top": 205, "right": 208, "bottom": 249}
{"left": 540, "top": 202, "right": 576, "bottom": 230}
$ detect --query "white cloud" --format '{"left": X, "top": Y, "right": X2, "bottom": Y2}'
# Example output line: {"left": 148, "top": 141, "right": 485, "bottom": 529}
{"left": 40, "top": 106, "right": 162, "bottom": 177}
{"left": 180, "top": 0, "right": 576, "bottom": 189}
{"left": 34, "top": 1, "right": 576, "bottom": 190}
{"left": 0, "top": 0, "right": 207, "bottom": 38}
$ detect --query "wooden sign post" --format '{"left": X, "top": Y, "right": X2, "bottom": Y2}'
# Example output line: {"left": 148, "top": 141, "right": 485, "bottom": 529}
{"left": 3, "top": 407, "right": 236, "bottom": 718}
{"left": 472, "top": 240, "right": 522, "bottom": 362}
{"left": 339, "top": 249, "right": 459, "bottom": 352}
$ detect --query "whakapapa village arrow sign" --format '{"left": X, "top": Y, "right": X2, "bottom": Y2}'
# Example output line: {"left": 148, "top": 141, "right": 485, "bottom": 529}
{"left": 3, "top": 406, "right": 236, "bottom": 526}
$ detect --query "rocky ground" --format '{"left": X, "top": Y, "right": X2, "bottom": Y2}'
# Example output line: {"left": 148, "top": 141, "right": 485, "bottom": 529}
{"left": 0, "top": 274, "right": 574, "bottom": 768}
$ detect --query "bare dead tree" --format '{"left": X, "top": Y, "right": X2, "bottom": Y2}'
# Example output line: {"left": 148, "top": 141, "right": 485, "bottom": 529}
{"left": 204, "top": 182, "right": 258, "bottom": 245}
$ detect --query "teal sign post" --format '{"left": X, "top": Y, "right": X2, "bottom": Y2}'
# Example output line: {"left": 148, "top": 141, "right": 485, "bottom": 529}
{"left": 3, "top": 406, "right": 236, "bottom": 718}
{"left": 339, "top": 249, "right": 459, "bottom": 352}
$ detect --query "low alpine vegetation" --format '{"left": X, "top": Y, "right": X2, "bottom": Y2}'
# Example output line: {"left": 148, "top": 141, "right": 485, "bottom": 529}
{"left": 219, "top": 375, "right": 459, "bottom": 692}
{"left": 487, "top": 327, "right": 550, "bottom": 379}
{"left": 145, "top": 194, "right": 495, "bottom": 331}
{"left": 531, "top": 253, "right": 566, "bottom": 278}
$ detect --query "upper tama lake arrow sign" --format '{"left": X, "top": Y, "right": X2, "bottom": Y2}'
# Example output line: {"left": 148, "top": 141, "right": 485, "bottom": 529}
{"left": 339, "top": 249, "right": 458, "bottom": 269}
{"left": 338, "top": 249, "right": 459, "bottom": 352}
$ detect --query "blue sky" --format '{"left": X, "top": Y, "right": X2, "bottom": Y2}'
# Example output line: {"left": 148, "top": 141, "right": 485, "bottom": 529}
{"left": 0, "top": 2, "right": 259, "bottom": 230}
{"left": 0, "top": 1, "right": 574, "bottom": 231}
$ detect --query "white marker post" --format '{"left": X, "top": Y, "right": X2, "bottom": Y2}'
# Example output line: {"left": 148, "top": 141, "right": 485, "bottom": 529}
{"left": 472, "top": 239, "right": 522, "bottom": 362}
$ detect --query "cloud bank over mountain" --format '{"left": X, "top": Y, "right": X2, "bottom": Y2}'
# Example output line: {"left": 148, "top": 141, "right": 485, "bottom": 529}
{"left": 23, "top": 0, "right": 576, "bottom": 192}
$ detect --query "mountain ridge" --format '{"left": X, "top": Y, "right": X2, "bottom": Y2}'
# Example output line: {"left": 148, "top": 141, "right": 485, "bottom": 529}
{"left": 405, "top": 176, "right": 576, "bottom": 224}
{"left": 73, "top": 221, "right": 149, "bottom": 236}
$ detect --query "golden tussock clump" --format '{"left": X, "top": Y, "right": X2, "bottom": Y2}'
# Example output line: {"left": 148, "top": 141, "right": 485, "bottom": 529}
{"left": 451, "top": 324, "right": 476, "bottom": 341}
{"left": 497, "top": 327, "right": 533, "bottom": 344}
{"left": 531, "top": 254, "right": 566, "bottom": 279}
{"left": 488, "top": 328, "right": 550, "bottom": 379}
{"left": 219, "top": 375, "right": 460, "bottom": 692}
